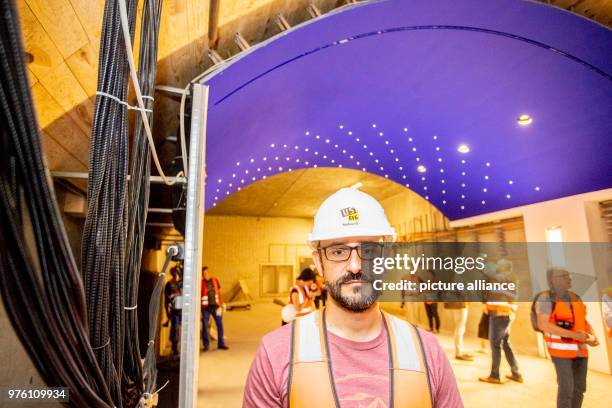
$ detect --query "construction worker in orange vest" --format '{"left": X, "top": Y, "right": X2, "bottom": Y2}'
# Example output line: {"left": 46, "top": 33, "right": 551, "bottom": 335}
{"left": 479, "top": 258, "right": 522, "bottom": 384}
{"left": 603, "top": 286, "right": 612, "bottom": 341}
{"left": 244, "top": 186, "right": 462, "bottom": 407}
{"left": 282, "top": 269, "right": 316, "bottom": 325}
{"left": 201, "top": 266, "right": 229, "bottom": 351}
{"left": 535, "top": 267, "right": 599, "bottom": 408}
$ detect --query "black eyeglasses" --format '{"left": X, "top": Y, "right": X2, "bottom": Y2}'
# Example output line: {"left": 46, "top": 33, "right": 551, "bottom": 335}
{"left": 319, "top": 244, "right": 384, "bottom": 262}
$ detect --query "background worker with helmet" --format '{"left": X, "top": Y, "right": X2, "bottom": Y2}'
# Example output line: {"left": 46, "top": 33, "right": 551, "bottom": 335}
{"left": 244, "top": 186, "right": 462, "bottom": 407}
{"left": 534, "top": 267, "right": 599, "bottom": 408}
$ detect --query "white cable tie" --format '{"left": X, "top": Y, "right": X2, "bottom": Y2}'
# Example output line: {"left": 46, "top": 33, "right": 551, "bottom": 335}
{"left": 142, "top": 95, "right": 154, "bottom": 101}
{"left": 96, "top": 91, "right": 152, "bottom": 113}
{"left": 153, "top": 380, "right": 170, "bottom": 396}
{"left": 92, "top": 337, "right": 111, "bottom": 350}
{"left": 148, "top": 340, "right": 155, "bottom": 346}
{"left": 124, "top": 305, "right": 138, "bottom": 310}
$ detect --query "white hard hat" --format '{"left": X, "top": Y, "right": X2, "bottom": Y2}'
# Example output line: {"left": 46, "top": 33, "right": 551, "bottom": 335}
{"left": 308, "top": 185, "right": 395, "bottom": 248}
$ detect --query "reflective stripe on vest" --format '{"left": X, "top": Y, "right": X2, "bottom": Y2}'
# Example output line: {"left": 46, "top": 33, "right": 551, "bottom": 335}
{"left": 288, "top": 310, "right": 432, "bottom": 408}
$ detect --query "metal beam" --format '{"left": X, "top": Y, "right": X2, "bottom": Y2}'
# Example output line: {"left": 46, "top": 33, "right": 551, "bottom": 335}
{"left": 178, "top": 83, "right": 208, "bottom": 408}
{"left": 234, "top": 32, "right": 251, "bottom": 51}
{"left": 51, "top": 171, "right": 187, "bottom": 185}
{"left": 275, "top": 13, "right": 291, "bottom": 31}
{"left": 155, "top": 85, "right": 190, "bottom": 96}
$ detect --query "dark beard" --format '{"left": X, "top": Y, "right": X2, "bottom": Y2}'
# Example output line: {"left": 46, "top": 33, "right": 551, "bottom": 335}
{"left": 325, "top": 272, "right": 380, "bottom": 313}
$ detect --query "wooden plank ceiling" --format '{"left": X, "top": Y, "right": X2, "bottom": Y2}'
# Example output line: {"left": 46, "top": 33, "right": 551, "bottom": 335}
{"left": 18, "top": 0, "right": 612, "bottom": 177}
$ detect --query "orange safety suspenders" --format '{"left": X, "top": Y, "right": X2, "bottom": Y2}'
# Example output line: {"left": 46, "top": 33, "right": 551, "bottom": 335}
{"left": 287, "top": 310, "right": 432, "bottom": 408}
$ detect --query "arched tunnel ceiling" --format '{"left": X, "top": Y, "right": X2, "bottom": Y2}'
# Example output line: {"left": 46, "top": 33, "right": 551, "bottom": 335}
{"left": 200, "top": 0, "right": 612, "bottom": 220}
{"left": 207, "top": 167, "right": 412, "bottom": 218}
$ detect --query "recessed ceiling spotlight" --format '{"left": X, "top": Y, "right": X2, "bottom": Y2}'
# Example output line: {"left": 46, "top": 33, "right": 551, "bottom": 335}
{"left": 408, "top": 137, "right": 413, "bottom": 142}
{"left": 461, "top": 205, "right": 465, "bottom": 210}
{"left": 217, "top": 178, "right": 222, "bottom": 183}
{"left": 535, "top": 186, "right": 541, "bottom": 191}
{"left": 372, "top": 124, "right": 377, "bottom": 128}
{"left": 348, "top": 131, "right": 353, "bottom": 135}
{"left": 483, "top": 188, "right": 487, "bottom": 192}
{"left": 417, "top": 165, "right": 427, "bottom": 173}
{"left": 508, "top": 180, "right": 514, "bottom": 185}
{"left": 486, "top": 162, "right": 491, "bottom": 167}
{"left": 506, "top": 194, "right": 511, "bottom": 199}
{"left": 457, "top": 144, "right": 470, "bottom": 154}
{"left": 433, "top": 135, "right": 438, "bottom": 140}
{"left": 403, "top": 127, "right": 408, "bottom": 132}
{"left": 412, "top": 147, "right": 417, "bottom": 152}
{"left": 379, "top": 132, "right": 384, "bottom": 136}
{"left": 481, "top": 200, "right": 486, "bottom": 205}
{"left": 442, "top": 200, "right": 447, "bottom": 204}
{"left": 339, "top": 125, "right": 344, "bottom": 129}
{"left": 305, "top": 132, "right": 310, "bottom": 136}
{"left": 517, "top": 114, "right": 533, "bottom": 126}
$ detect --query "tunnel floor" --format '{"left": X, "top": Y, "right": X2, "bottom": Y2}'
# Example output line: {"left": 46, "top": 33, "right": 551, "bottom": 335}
{"left": 197, "top": 302, "right": 609, "bottom": 407}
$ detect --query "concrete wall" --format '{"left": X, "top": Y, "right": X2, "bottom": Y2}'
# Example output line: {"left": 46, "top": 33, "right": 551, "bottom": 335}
{"left": 451, "top": 188, "right": 612, "bottom": 374}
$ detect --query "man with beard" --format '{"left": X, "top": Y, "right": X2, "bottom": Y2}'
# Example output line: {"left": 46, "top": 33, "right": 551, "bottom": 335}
{"left": 244, "top": 186, "right": 462, "bottom": 407}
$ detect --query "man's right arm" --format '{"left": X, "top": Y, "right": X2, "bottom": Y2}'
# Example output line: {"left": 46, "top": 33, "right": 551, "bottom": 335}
{"left": 243, "top": 340, "right": 283, "bottom": 408}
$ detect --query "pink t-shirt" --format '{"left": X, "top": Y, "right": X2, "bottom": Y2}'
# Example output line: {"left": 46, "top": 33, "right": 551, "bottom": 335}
{"left": 243, "top": 318, "right": 463, "bottom": 408}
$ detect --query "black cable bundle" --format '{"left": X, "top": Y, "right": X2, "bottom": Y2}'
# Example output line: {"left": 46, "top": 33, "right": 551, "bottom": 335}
{"left": 82, "top": 0, "right": 139, "bottom": 406}
{"left": 0, "top": 0, "right": 114, "bottom": 407}
{"left": 123, "top": 0, "right": 163, "bottom": 406}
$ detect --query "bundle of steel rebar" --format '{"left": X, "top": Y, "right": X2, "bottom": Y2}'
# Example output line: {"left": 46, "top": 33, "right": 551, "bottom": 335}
{"left": 82, "top": 0, "right": 139, "bottom": 406}
{"left": 0, "top": 0, "right": 114, "bottom": 407}
{"left": 123, "top": 0, "right": 163, "bottom": 406}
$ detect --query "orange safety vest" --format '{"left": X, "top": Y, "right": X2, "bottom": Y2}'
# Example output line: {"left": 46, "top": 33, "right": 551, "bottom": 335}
{"left": 544, "top": 291, "right": 588, "bottom": 359}
{"left": 201, "top": 277, "right": 222, "bottom": 307}
{"left": 486, "top": 301, "right": 518, "bottom": 314}
{"left": 288, "top": 285, "right": 313, "bottom": 317}
{"left": 288, "top": 310, "right": 432, "bottom": 408}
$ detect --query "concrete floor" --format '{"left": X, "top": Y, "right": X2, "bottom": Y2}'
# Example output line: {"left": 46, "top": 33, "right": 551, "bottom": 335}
{"left": 198, "top": 302, "right": 610, "bottom": 408}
